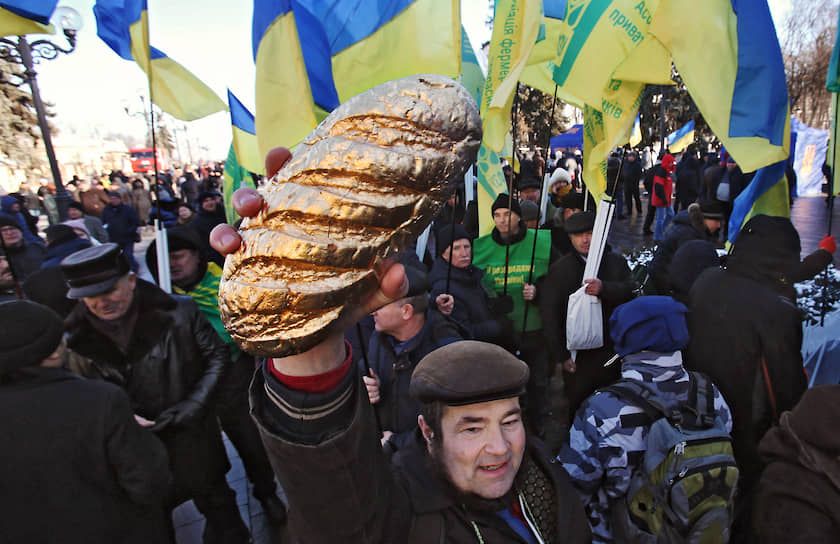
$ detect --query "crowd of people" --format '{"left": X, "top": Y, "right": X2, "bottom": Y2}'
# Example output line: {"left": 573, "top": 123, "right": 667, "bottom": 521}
{"left": 0, "top": 143, "right": 838, "bottom": 544}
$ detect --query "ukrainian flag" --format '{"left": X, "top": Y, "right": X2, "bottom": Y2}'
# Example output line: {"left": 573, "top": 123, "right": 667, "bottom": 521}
{"left": 630, "top": 113, "right": 642, "bottom": 147}
{"left": 0, "top": 0, "right": 55, "bottom": 37}
{"left": 648, "top": 0, "right": 790, "bottom": 173}
{"left": 729, "top": 160, "right": 789, "bottom": 243}
{"left": 227, "top": 91, "right": 265, "bottom": 176}
{"left": 223, "top": 143, "right": 257, "bottom": 225}
{"left": 252, "top": 0, "right": 461, "bottom": 158}
{"left": 666, "top": 120, "right": 694, "bottom": 153}
{"left": 93, "top": 0, "right": 227, "bottom": 121}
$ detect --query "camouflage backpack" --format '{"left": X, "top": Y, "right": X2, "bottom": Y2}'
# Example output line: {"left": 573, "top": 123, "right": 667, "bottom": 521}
{"left": 601, "top": 372, "right": 739, "bottom": 543}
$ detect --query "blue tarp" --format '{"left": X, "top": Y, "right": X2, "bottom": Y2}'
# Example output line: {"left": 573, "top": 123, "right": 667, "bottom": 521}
{"left": 802, "top": 310, "right": 840, "bottom": 386}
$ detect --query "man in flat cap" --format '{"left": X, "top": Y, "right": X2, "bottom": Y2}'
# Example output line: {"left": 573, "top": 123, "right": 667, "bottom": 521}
{"left": 0, "top": 300, "right": 172, "bottom": 542}
{"left": 211, "top": 187, "right": 590, "bottom": 543}
{"left": 539, "top": 211, "right": 634, "bottom": 420}
{"left": 60, "top": 243, "right": 251, "bottom": 543}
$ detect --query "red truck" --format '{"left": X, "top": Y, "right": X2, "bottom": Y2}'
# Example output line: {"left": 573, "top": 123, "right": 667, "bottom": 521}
{"left": 129, "top": 147, "right": 168, "bottom": 174}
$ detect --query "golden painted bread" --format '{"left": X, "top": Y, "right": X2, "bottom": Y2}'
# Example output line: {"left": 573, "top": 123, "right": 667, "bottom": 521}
{"left": 219, "top": 74, "right": 481, "bottom": 356}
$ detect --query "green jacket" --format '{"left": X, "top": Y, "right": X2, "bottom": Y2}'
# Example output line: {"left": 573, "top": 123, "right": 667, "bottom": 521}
{"left": 473, "top": 225, "right": 551, "bottom": 333}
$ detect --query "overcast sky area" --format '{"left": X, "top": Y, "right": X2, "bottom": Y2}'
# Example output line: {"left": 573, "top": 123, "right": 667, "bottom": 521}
{"left": 31, "top": 0, "right": 793, "bottom": 162}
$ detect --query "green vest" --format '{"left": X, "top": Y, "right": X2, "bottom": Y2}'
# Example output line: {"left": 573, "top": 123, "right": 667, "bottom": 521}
{"left": 473, "top": 229, "right": 551, "bottom": 333}
{"left": 175, "top": 262, "right": 242, "bottom": 361}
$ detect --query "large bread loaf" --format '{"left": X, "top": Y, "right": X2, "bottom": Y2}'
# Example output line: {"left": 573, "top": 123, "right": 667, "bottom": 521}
{"left": 219, "top": 75, "right": 482, "bottom": 357}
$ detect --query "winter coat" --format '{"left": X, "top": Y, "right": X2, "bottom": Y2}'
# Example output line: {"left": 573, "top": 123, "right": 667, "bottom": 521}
{"left": 82, "top": 214, "right": 110, "bottom": 243}
{"left": 428, "top": 256, "right": 510, "bottom": 344}
{"left": 79, "top": 187, "right": 110, "bottom": 217}
{"left": 65, "top": 279, "right": 230, "bottom": 504}
{"left": 651, "top": 155, "right": 675, "bottom": 207}
{"left": 102, "top": 203, "right": 140, "bottom": 244}
{"left": 675, "top": 156, "right": 700, "bottom": 203}
{"left": 42, "top": 236, "right": 92, "bottom": 268}
{"left": 647, "top": 203, "right": 715, "bottom": 294}
{"left": 559, "top": 352, "right": 732, "bottom": 543}
{"left": 685, "top": 267, "right": 807, "bottom": 494}
{"left": 368, "top": 310, "right": 461, "bottom": 448}
{"left": 4, "top": 239, "right": 46, "bottom": 281}
{"left": 250, "top": 363, "right": 592, "bottom": 543}
{"left": 189, "top": 209, "right": 226, "bottom": 266}
{"left": 0, "top": 366, "right": 172, "bottom": 543}
{"left": 132, "top": 187, "right": 152, "bottom": 223}
{"left": 754, "top": 385, "right": 840, "bottom": 543}
{"left": 620, "top": 160, "right": 643, "bottom": 192}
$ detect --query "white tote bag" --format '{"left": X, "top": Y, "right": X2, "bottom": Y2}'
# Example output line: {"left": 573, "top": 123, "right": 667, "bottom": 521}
{"left": 566, "top": 285, "right": 604, "bottom": 352}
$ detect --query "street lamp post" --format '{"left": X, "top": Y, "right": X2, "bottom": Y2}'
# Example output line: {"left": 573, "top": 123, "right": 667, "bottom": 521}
{"left": 0, "top": 7, "right": 82, "bottom": 222}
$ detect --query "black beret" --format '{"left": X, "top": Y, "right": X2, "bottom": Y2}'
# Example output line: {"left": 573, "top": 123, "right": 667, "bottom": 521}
{"left": 491, "top": 193, "right": 522, "bottom": 217}
{"left": 60, "top": 243, "right": 130, "bottom": 299}
{"left": 0, "top": 300, "right": 64, "bottom": 374}
{"left": 410, "top": 341, "right": 529, "bottom": 406}
{"left": 564, "top": 210, "right": 595, "bottom": 234}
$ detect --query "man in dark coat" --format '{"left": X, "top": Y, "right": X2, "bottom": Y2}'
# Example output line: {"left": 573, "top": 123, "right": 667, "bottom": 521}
{"left": 0, "top": 213, "right": 45, "bottom": 281}
{"left": 211, "top": 184, "right": 591, "bottom": 543}
{"left": 620, "top": 150, "right": 643, "bottom": 216}
{"left": 364, "top": 267, "right": 462, "bottom": 451}
{"left": 673, "top": 148, "right": 701, "bottom": 213}
{"left": 430, "top": 223, "right": 512, "bottom": 347}
{"left": 190, "top": 191, "right": 226, "bottom": 266}
{"left": 539, "top": 211, "right": 635, "bottom": 419}
{"left": 685, "top": 214, "right": 808, "bottom": 542}
{"left": 647, "top": 199, "right": 723, "bottom": 295}
{"left": 754, "top": 385, "right": 840, "bottom": 543}
{"left": 0, "top": 300, "right": 172, "bottom": 543}
{"left": 101, "top": 191, "right": 141, "bottom": 271}
{"left": 61, "top": 244, "right": 250, "bottom": 543}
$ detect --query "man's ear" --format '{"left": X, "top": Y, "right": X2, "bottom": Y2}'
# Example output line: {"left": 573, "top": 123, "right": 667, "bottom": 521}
{"left": 418, "top": 415, "right": 434, "bottom": 448}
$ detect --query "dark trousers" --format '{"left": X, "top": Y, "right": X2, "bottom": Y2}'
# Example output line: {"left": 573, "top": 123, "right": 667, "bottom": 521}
{"left": 643, "top": 193, "right": 656, "bottom": 232}
{"left": 624, "top": 182, "right": 642, "bottom": 214}
{"left": 217, "top": 355, "right": 277, "bottom": 499}
{"left": 192, "top": 476, "right": 250, "bottom": 543}
{"left": 563, "top": 349, "right": 621, "bottom": 421}
{"left": 518, "top": 330, "right": 550, "bottom": 436}
{"left": 120, "top": 241, "right": 138, "bottom": 272}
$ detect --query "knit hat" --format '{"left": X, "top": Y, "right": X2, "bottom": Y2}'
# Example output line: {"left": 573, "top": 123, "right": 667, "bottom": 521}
{"left": 0, "top": 213, "right": 22, "bottom": 232}
{"left": 520, "top": 200, "right": 540, "bottom": 223}
{"left": 698, "top": 198, "right": 725, "bottom": 220}
{"left": 491, "top": 193, "right": 522, "bottom": 217}
{"left": 0, "top": 300, "right": 65, "bottom": 375}
{"left": 609, "top": 296, "right": 690, "bottom": 356}
{"left": 410, "top": 341, "right": 529, "bottom": 406}
{"left": 564, "top": 210, "right": 595, "bottom": 234}
{"left": 436, "top": 224, "right": 471, "bottom": 257}
{"left": 67, "top": 201, "right": 85, "bottom": 212}
{"left": 46, "top": 224, "right": 78, "bottom": 247}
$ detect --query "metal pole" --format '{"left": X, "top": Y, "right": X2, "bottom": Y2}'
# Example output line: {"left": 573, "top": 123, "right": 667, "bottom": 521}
{"left": 18, "top": 38, "right": 70, "bottom": 221}
{"left": 660, "top": 85, "right": 667, "bottom": 153}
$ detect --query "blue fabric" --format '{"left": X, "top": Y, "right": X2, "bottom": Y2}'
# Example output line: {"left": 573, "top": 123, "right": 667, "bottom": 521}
{"left": 42, "top": 237, "right": 91, "bottom": 269}
{"left": 654, "top": 205, "right": 674, "bottom": 242}
{"left": 609, "top": 296, "right": 690, "bottom": 356}
{"left": 729, "top": 0, "right": 788, "bottom": 145}
{"left": 496, "top": 508, "right": 537, "bottom": 543}
{"left": 101, "top": 203, "right": 139, "bottom": 244}
{"left": 0, "top": 0, "right": 57, "bottom": 25}
{"left": 251, "top": 0, "right": 292, "bottom": 59}
{"left": 728, "top": 159, "right": 787, "bottom": 244}
{"left": 550, "top": 124, "right": 584, "bottom": 151}
{"left": 93, "top": 0, "right": 147, "bottom": 61}
{"left": 544, "top": 0, "right": 567, "bottom": 19}
{"left": 227, "top": 90, "right": 256, "bottom": 134}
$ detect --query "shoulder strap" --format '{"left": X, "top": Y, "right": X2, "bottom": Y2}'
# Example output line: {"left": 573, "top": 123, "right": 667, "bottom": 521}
{"left": 687, "top": 371, "right": 717, "bottom": 428}
{"left": 600, "top": 380, "right": 680, "bottom": 426}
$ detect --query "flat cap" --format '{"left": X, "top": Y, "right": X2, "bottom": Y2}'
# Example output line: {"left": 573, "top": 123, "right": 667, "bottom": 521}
{"left": 409, "top": 341, "right": 529, "bottom": 406}
{"left": 564, "top": 210, "right": 595, "bottom": 234}
{"left": 60, "top": 243, "right": 130, "bottom": 299}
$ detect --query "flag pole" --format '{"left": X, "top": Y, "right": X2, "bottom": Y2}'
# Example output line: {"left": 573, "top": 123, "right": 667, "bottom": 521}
{"left": 444, "top": 192, "right": 458, "bottom": 294}
{"left": 821, "top": 92, "right": 839, "bottom": 326}
{"left": 502, "top": 84, "right": 521, "bottom": 297}
{"left": 521, "top": 84, "right": 559, "bottom": 332}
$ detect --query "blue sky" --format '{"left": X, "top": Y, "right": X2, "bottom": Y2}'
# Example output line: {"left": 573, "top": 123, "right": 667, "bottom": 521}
{"left": 32, "top": 0, "right": 792, "bottom": 162}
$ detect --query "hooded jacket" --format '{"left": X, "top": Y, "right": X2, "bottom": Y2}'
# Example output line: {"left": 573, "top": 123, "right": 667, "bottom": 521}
{"left": 651, "top": 154, "right": 675, "bottom": 207}
{"left": 647, "top": 203, "right": 715, "bottom": 294}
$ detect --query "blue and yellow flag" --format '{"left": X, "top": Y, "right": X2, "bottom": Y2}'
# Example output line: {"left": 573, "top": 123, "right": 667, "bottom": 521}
{"left": 630, "top": 114, "right": 642, "bottom": 147}
{"left": 252, "top": 0, "right": 461, "bottom": 158}
{"left": 93, "top": 0, "right": 227, "bottom": 121}
{"left": 729, "top": 160, "right": 789, "bottom": 244}
{"left": 0, "top": 0, "right": 55, "bottom": 37}
{"left": 648, "top": 0, "right": 790, "bottom": 174}
{"left": 223, "top": 143, "right": 257, "bottom": 225}
{"left": 666, "top": 120, "right": 694, "bottom": 153}
{"left": 826, "top": 2, "right": 840, "bottom": 197}
{"left": 227, "top": 90, "right": 265, "bottom": 176}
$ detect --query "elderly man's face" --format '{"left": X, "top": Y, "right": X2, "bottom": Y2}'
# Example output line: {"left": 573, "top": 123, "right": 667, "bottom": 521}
{"left": 442, "top": 239, "right": 472, "bottom": 269}
{"left": 82, "top": 273, "right": 136, "bottom": 321}
{"left": 431, "top": 397, "right": 526, "bottom": 499}
{"left": 0, "top": 225, "right": 22, "bottom": 248}
{"left": 169, "top": 249, "right": 202, "bottom": 287}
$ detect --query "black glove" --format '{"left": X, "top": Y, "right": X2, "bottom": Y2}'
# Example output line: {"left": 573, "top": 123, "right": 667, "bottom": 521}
{"left": 150, "top": 399, "right": 204, "bottom": 432}
{"left": 489, "top": 295, "right": 514, "bottom": 315}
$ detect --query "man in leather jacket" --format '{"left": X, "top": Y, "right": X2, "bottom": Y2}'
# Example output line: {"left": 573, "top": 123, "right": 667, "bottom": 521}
{"left": 61, "top": 243, "right": 250, "bottom": 544}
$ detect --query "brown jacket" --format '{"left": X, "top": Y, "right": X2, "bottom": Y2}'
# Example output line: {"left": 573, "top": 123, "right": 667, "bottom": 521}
{"left": 79, "top": 187, "right": 110, "bottom": 217}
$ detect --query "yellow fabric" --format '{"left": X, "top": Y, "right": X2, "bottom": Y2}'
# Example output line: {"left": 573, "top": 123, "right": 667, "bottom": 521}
{"left": 0, "top": 8, "right": 53, "bottom": 37}
{"left": 255, "top": 12, "right": 326, "bottom": 157}
{"left": 476, "top": 145, "right": 510, "bottom": 236}
{"left": 668, "top": 129, "right": 694, "bottom": 153}
{"left": 231, "top": 125, "right": 265, "bottom": 175}
{"left": 331, "top": 0, "right": 461, "bottom": 102}
{"left": 481, "top": 0, "right": 543, "bottom": 153}
{"left": 647, "top": 0, "right": 790, "bottom": 173}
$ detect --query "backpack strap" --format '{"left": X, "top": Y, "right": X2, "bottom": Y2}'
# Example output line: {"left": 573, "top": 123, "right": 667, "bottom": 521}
{"left": 686, "top": 371, "right": 717, "bottom": 428}
{"left": 600, "top": 381, "right": 683, "bottom": 427}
